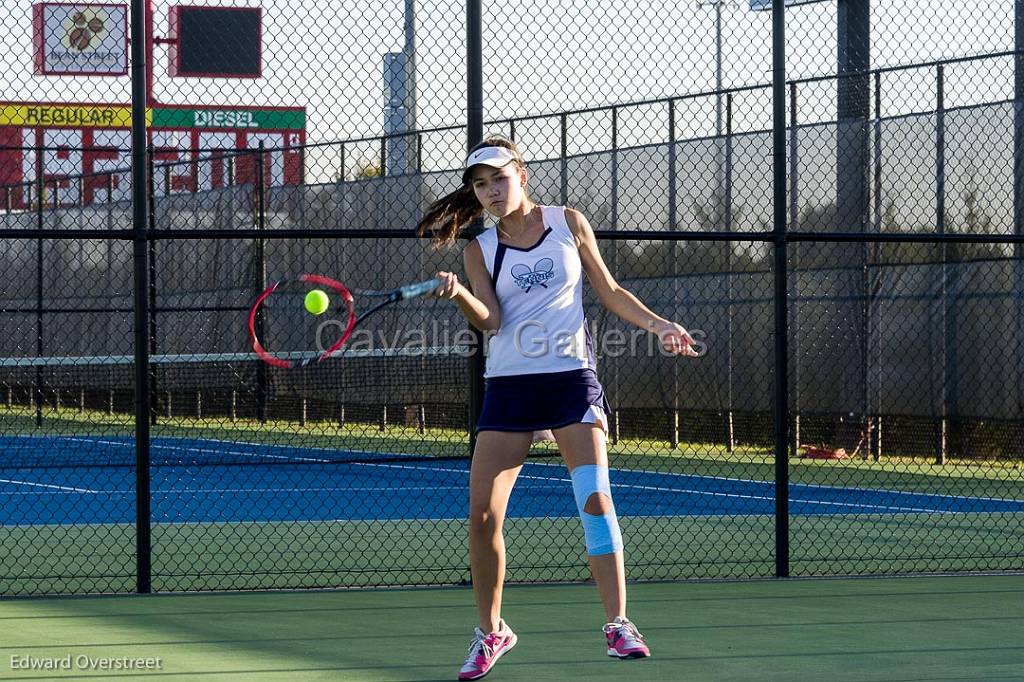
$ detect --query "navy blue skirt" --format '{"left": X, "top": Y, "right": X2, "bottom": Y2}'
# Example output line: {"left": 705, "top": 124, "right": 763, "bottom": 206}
{"left": 476, "top": 368, "right": 611, "bottom": 433}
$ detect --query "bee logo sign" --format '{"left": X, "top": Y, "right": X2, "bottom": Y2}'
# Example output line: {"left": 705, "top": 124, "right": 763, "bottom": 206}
{"left": 33, "top": 3, "right": 128, "bottom": 75}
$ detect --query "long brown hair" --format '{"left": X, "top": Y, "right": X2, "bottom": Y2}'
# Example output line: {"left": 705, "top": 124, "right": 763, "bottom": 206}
{"left": 416, "top": 136, "right": 526, "bottom": 246}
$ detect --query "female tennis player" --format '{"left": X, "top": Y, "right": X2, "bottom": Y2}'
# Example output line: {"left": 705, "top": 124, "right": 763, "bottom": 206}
{"left": 417, "top": 136, "right": 699, "bottom": 680}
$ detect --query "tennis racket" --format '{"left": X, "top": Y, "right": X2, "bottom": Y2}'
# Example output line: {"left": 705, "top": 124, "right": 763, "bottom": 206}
{"left": 248, "top": 274, "right": 442, "bottom": 369}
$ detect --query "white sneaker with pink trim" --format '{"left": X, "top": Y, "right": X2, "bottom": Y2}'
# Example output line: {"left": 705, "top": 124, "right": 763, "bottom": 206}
{"left": 603, "top": 617, "right": 651, "bottom": 659}
{"left": 457, "top": 619, "right": 518, "bottom": 680}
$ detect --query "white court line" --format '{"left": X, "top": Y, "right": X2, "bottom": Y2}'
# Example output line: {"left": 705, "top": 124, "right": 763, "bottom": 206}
{"left": 56, "top": 435, "right": 416, "bottom": 465}
{"left": 16, "top": 435, "right": 1022, "bottom": 510}
{"left": 2, "top": 484, "right": 524, "bottom": 496}
{"left": 84, "top": 482, "right": 976, "bottom": 513}
{"left": 0, "top": 478, "right": 99, "bottom": 494}
{"left": 59, "top": 436, "right": 334, "bottom": 465}
{"left": 520, "top": 454, "right": 1024, "bottom": 501}
{"left": 335, "top": 461, "right": 963, "bottom": 514}
{"left": 194, "top": 436, "right": 425, "bottom": 462}
{"left": 145, "top": 509, "right": 1024, "bottom": 526}
{"left": 161, "top": 485, "right": 472, "bottom": 495}
{"left": 2, "top": 470, "right": 1011, "bottom": 515}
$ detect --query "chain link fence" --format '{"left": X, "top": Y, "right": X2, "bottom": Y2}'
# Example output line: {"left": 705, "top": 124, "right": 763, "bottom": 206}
{"left": 1, "top": 0, "right": 1022, "bottom": 595}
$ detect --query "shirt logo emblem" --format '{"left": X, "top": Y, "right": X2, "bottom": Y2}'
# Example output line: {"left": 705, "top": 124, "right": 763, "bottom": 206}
{"left": 510, "top": 258, "right": 555, "bottom": 292}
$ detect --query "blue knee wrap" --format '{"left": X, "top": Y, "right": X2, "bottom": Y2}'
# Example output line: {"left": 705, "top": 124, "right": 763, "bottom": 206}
{"left": 570, "top": 464, "right": 624, "bottom": 556}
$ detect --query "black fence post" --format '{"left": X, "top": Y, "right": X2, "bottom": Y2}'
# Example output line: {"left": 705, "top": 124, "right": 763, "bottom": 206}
{"left": 610, "top": 108, "right": 618, "bottom": 232}
{"left": 1015, "top": 0, "right": 1024, "bottom": 427}
{"left": 609, "top": 107, "right": 620, "bottom": 445}
{"left": 34, "top": 142, "right": 43, "bottom": 428}
{"left": 129, "top": 0, "right": 152, "bottom": 595}
{"left": 935, "top": 64, "right": 949, "bottom": 465}
{"left": 772, "top": 0, "right": 790, "bottom": 579}
{"left": 787, "top": 83, "right": 799, "bottom": 458}
{"left": 147, "top": 145, "right": 158, "bottom": 426}
{"left": 560, "top": 113, "right": 568, "bottom": 205}
{"left": 466, "top": 0, "right": 484, "bottom": 458}
{"left": 147, "top": 144, "right": 156, "bottom": 228}
{"left": 725, "top": 92, "right": 736, "bottom": 454}
{"left": 871, "top": 71, "right": 883, "bottom": 461}
{"left": 668, "top": 99, "right": 679, "bottom": 449}
{"left": 256, "top": 143, "right": 268, "bottom": 423}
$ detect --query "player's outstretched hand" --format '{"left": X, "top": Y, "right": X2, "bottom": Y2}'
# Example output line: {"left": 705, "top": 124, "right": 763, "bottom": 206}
{"left": 652, "top": 320, "right": 700, "bottom": 357}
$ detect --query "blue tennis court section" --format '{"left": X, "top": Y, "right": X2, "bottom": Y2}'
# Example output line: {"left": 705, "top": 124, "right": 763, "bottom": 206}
{"left": 2, "top": 435, "right": 1023, "bottom": 526}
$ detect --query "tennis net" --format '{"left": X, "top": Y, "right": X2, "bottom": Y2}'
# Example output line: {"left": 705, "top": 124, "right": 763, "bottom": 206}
{"left": 0, "top": 346, "right": 471, "bottom": 468}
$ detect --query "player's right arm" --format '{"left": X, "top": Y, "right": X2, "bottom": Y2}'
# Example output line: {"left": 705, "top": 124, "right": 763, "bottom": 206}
{"left": 431, "top": 239, "right": 501, "bottom": 332}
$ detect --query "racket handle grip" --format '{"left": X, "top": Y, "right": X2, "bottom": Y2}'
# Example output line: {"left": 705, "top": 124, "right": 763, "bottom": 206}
{"left": 398, "top": 277, "right": 444, "bottom": 300}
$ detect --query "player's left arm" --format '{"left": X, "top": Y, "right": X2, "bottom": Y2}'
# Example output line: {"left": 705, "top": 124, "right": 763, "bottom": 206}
{"left": 567, "top": 208, "right": 700, "bottom": 357}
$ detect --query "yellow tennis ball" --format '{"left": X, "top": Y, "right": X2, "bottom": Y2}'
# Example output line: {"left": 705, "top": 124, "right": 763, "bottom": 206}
{"left": 304, "top": 289, "right": 330, "bottom": 315}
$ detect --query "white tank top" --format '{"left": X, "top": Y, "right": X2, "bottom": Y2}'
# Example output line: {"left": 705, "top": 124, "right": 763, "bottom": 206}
{"left": 475, "top": 206, "right": 595, "bottom": 378}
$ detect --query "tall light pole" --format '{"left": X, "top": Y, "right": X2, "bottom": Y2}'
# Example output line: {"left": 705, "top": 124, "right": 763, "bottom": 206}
{"left": 404, "top": 0, "right": 417, "bottom": 136}
{"left": 698, "top": 0, "right": 739, "bottom": 453}
{"left": 384, "top": 0, "right": 418, "bottom": 176}
{"left": 698, "top": 0, "right": 740, "bottom": 203}
{"left": 698, "top": 0, "right": 736, "bottom": 138}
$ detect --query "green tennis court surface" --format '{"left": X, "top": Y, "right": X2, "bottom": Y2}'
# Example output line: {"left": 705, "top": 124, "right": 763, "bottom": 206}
{"left": 1, "top": 575, "right": 1021, "bottom": 681}
{"left": 3, "top": 407, "right": 1023, "bottom": 593}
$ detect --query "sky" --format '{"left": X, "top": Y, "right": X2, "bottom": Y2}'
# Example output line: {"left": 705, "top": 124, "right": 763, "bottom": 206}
{"left": 0, "top": 0, "right": 1016, "bottom": 181}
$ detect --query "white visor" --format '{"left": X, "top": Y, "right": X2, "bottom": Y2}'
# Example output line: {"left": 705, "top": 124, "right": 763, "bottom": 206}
{"left": 463, "top": 146, "right": 516, "bottom": 182}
